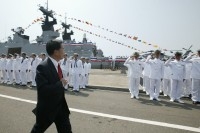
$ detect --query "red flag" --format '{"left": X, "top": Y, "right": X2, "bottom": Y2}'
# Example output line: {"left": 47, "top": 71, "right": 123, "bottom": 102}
{"left": 133, "top": 36, "right": 138, "bottom": 40}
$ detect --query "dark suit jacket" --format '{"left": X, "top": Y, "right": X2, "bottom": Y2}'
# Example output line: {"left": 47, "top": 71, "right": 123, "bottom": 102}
{"left": 32, "top": 58, "right": 70, "bottom": 121}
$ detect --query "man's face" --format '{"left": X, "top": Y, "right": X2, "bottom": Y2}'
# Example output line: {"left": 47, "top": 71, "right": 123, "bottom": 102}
{"left": 74, "top": 55, "right": 78, "bottom": 60}
{"left": 175, "top": 55, "right": 181, "bottom": 61}
{"left": 154, "top": 53, "right": 160, "bottom": 58}
{"left": 55, "top": 44, "right": 64, "bottom": 60}
{"left": 22, "top": 54, "right": 26, "bottom": 58}
{"left": 31, "top": 55, "right": 36, "bottom": 59}
{"left": 64, "top": 54, "right": 67, "bottom": 59}
{"left": 81, "top": 58, "right": 85, "bottom": 62}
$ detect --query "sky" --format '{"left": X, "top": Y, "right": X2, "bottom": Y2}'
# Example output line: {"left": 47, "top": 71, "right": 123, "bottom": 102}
{"left": 0, "top": 0, "right": 200, "bottom": 58}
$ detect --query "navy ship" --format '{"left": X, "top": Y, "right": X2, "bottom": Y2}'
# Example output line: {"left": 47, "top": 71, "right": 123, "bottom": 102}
{"left": 0, "top": 4, "right": 109, "bottom": 68}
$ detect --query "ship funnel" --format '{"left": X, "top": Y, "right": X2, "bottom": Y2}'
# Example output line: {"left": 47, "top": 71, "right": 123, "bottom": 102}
{"left": 82, "top": 33, "right": 87, "bottom": 43}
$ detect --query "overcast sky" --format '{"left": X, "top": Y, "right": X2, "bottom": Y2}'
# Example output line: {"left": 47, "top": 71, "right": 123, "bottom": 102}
{"left": 0, "top": 0, "right": 199, "bottom": 57}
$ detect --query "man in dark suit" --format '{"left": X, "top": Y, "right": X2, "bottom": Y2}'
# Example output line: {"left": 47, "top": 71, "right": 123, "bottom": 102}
{"left": 31, "top": 40, "right": 72, "bottom": 133}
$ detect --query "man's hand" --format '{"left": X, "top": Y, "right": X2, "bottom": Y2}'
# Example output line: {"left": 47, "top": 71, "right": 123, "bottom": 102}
{"left": 191, "top": 53, "right": 197, "bottom": 56}
{"left": 61, "top": 78, "right": 68, "bottom": 86}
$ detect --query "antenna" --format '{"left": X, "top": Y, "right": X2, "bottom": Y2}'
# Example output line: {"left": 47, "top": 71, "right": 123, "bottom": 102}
{"left": 65, "top": 13, "right": 67, "bottom": 24}
{"left": 47, "top": 0, "right": 48, "bottom": 10}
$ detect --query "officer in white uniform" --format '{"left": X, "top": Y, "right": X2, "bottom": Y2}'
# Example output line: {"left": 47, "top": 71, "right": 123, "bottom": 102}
{"left": 60, "top": 53, "right": 70, "bottom": 89}
{"left": 13, "top": 53, "right": 21, "bottom": 85}
{"left": 124, "top": 58, "right": 131, "bottom": 93}
{"left": 142, "top": 61, "right": 151, "bottom": 95}
{"left": 20, "top": 52, "right": 29, "bottom": 86}
{"left": 182, "top": 63, "right": 192, "bottom": 97}
{"left": 71, "top": 53, "right": 82, "bottom": 92}
{"left": 85, "top": 58, "right": 91, "bottom": 87}
{"left": 162, "top": 65, "right": 172, "bottom": 96}
{"left": 30, "top": 53, "right": 41, "bottom": 87}
{"left": 184, "top": 50, "right": 200, "bottom": 104}
{"left": 6, "top": 54, "right": 14, "bottom": 84}
{"left": 1, "top": 54, "right": 7, "bottom": 83}
{"left": 165, "top": 52, "right": 185, "bottom": 103}
{"left": 146, "top": 50, "right": 164, "bottom": 101}
{"left": 124, "top": 52, "right": 143, "bottom": 99}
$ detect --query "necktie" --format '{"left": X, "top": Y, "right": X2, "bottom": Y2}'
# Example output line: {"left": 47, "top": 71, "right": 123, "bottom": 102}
{"left": 21, "top": 58, "right": 24, "bottom": 63}
{"left": 31, "top": 59, "right": 35, "bottom": 65}
{"left": 74, "top": 60, "right": 77, "bottom": 68}
{"left": 63, "top": 59, "right": 66, "bottom": 65}
{"left": 57, "top": 63, "right": 63, "bottom": 79}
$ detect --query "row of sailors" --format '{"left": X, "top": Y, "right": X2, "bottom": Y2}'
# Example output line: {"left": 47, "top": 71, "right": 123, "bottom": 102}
{"left": 0, "top": 52, "right": 91, "bottom": 91}
{"left": 124, "top": 50, "right": 200, "bottom": 105}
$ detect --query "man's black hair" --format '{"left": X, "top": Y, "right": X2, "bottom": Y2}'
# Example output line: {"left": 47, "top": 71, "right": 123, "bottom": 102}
{"left": 46, "top": 40, "right": 62, "bottom": 56}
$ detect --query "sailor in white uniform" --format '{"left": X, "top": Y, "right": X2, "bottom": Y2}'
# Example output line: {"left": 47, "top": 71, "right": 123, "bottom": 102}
{"left": 124, "top": 52, "right": 144, "bottom": 99}
{"left": 20, "top": 52, "right": 29, "bottom": 86}
{"left": 27, "top": 56, "right": 32, "bottom": 83}
{"left": 146, "top": 50, "right": 164, "bottom": 101}
{"left": 85, "top": 58, "right": 91, "bottom": 87}
{"left": 13, "top": 53, "right": 21, "bottom": 85}
{"left": 80, "top": 57, "right": 87, "bottom": 89}
{"left": 60, "top": 53, "right": 70, "bottom": 90}
{"left": 1, "top": 54, "right": 7, "bottom": 84}
{"left": 71, "top": 53, "right": 82, "bottom": 92}
{"left": 184, "top": 50, "right": 200, "bottom": 104}
{"left": 6, "top": 54, "right": 14, "bottom": 84}
{"left": 165, "top": 52, "right": 185, "bottom": 103}
{"left": 0, "top": 56, "right": 2, "bottom": 83}
{"left": 30, "top": 53, "right": 41, "bottom": 87}
{"left": 68, "top": 56, "right": 74, "bottom": 87}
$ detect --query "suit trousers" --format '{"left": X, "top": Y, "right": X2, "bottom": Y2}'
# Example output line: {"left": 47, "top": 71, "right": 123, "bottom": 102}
{"left": 192, "top": 78, "right": 200, "bottom": 102}
{"left": 20, "top": 71, "right": 27, "bottom": 85}
{"left": 80, "top": 75, "right": 86, "bottom": 88}
{"left": 31, "top": 70, "right": 36, "bottom": 86}
{"left": 62, "top": 70, "right": 69, "bottom": 89}
{"left": 14, "top": 70, "right": 21, "bottom": 84}
{"left": 85, "top": 74, "right": 89, "bottom": 86}
{"left": 170, "top": 79, "right": 183, "bottom": 100}
{"left": 163, "top": 79, "right": 171, "bottom": 96}
{"left": 144, "top": 76, "right": 150, "bottom": 94}
{"left": 8, "top": 71, "right": 14, "bottom": 83}
{"left": 31, "top": 108, "right": 72, "bottom": 133}
{"left": 129, "top": 77, "right": 140, "bottom": 97}
{"left": 73, "top": 73, "right": 80, "bottom": 91}
{"left": 182, "top": 79, "right": 192, "bottom": 96}
{"left": 2, "top": 70, "right": 7, "bottom": 83}
{"left": 149, "top": 79, "right": 161, "bottom": 99}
